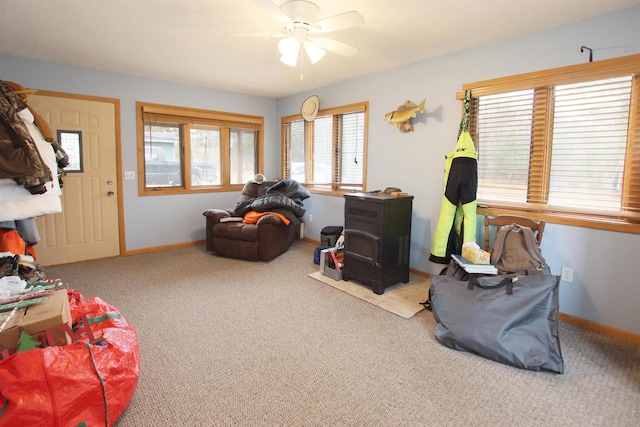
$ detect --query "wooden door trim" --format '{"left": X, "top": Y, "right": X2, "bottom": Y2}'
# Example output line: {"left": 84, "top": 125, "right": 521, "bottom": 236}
{"left": 34, "top": 89, "right": 126, "bottom": 257}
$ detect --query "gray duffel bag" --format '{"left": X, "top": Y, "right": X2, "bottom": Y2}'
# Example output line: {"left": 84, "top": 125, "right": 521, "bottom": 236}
{"left": 430, "top": 271, "right": 564, "bottom": 374}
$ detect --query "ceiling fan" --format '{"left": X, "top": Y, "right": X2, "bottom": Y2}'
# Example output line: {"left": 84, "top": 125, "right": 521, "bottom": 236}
{"left": 243, "top": 0, "right": 365, "bottom": 67}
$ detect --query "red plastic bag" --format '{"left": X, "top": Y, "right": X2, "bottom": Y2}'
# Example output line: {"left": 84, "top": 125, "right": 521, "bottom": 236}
{"left": 0, "top": 290, "right": 140, "bottom": 426}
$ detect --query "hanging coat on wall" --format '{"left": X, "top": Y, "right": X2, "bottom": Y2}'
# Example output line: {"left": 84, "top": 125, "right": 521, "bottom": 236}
{"left": 429, "top": 90, "right": 478, "bottom": 264}
{"left": 0, "top": 107, "right": 63, "bottom": 222}
{"left": 0, "top": 80, "right": 52, "bottom": 194}
{"left": 0, "top": 81, "right": 65, "bottom": 222}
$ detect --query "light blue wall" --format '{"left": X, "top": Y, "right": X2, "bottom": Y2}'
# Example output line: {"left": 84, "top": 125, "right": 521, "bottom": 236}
{"left": 277, "top": 6, "right": 640, "bottom": 335}
{"left": 1, "top": 6, "right": 639, "bottom": 334}
{"left": 0, "top": 57, "right": 280, "bottom": 250}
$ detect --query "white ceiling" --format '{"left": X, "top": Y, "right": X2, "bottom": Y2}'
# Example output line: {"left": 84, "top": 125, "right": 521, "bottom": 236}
{"left": 1, "top": 0, "right": 639, "bottom": 98}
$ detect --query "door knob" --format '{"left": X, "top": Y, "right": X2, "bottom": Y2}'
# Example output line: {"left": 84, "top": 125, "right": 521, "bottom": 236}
{"left": 107, "top": 191, "right": 115, "bottom": 196}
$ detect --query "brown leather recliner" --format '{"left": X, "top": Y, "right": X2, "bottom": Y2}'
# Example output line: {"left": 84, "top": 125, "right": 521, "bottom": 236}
{"left": 203, "top": 179, "right": 309, "bottom": 261}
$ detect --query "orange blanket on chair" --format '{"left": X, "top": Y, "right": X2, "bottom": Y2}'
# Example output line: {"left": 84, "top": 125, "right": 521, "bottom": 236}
{"left": 243, "top": 211, "right": 290, "bottom": 225}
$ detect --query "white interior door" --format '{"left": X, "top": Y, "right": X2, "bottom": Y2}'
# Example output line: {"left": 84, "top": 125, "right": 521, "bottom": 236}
{"left": 29, "top": 94, "right": 120, "bottom": 266}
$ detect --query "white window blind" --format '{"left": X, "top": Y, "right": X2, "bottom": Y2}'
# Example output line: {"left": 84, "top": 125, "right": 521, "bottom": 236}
{"left": 548, "top": 77, "right": 632, "bottom": 213}
{"left": 341, "top": 112, "right": 365, "bottom": 189}
{"left": 472, "top": 73, "right": 640, "bottom": 220}
{"left": 281, "top": 101, "right": 368, "bottom": 192}
{"left": 476, "top": 90, "right": 534, "bottom": 204}
{"left": 286, "top": 120, "right": 306, "bottom": 182}
{"left": 313, "top": 116, "right": 333, "bottom": 185}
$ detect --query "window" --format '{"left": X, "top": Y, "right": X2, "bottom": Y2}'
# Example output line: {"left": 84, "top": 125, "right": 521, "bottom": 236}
{"left": 136, "top": 102, "right": 263, "bottom": 195}
{"left": 281, "top": 101, "right": 368, "bottom": 193}
{"left": 57, "top": 130, "right": 83, "bottom": 172}
{"left": 462, "top": 54, "right": 640, "bottom": 233}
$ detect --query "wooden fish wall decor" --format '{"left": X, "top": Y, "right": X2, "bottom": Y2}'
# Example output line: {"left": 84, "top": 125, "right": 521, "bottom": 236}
{"left": 384, "top": 98, "right": 426, "bottom": 132}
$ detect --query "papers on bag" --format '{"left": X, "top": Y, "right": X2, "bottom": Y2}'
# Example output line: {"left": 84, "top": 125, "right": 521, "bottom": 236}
{"left": 452, "top": 254, "right": 498, "bottom": 274}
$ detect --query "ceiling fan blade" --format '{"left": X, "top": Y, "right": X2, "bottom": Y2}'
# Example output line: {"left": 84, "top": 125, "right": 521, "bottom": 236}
{"left": 226, "top": 31, "right": 286, "bottom": 38}
{"left": 253, "top": 0, "right": 292, "bottom": 25}
{"left": 311, "top": 37, "right": 359, "bottom": 57}
{"left": 313, "top": 11, "right": 365, "bottom": 33}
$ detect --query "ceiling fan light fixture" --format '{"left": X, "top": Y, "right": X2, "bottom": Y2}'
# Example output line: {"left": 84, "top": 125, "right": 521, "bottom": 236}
{"left": 279, "top": 36, "right": 300, "bottom": 67}
{"left": 280, "top": 53, "right": 298, "bottom": 67}
{"left": 304, "top": 40, "right": 325, "bottom": 64}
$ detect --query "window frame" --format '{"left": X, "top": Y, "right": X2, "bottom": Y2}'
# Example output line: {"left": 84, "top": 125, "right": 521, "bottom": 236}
{"left": 136, "top": 101, "right": 263, "bottom": 196}
{"left": 281, "top": 101, "right": 368, "bottom": 195}
{"left": 459, "top": 54, "right": 640, "bottom": 234}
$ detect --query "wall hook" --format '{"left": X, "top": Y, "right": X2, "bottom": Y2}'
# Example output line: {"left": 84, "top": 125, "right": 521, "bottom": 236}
{"left": 580, "top": 46, "right": 593, "bottom": 62}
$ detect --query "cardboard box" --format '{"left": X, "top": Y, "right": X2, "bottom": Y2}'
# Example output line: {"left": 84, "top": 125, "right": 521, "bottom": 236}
{"left": 0, "top": 290, "right": 72, "bottom": 359}
{"left": 462, "top": 245, "right": 490, "bottom": 265}
{"left": 0, "top": 309, "right": 22, "bottom": 357}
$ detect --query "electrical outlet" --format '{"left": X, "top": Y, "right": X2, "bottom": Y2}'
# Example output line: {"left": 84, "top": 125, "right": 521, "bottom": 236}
{"left": 561, "top": 266, "right": 574, "bottom": 283}
{"left": 309, "top": 214, "right": 314, "bottom": 223}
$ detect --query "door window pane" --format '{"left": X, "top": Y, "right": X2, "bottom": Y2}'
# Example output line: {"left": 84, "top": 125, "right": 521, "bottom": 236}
{"left": 57, "top": 130, "right": 83, "bottom": 172}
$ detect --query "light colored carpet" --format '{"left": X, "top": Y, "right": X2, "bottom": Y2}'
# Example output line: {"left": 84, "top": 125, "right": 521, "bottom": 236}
{"left": 307, "top": 270, "right": 428, "bottom": 319}
{"left": 42, "top": 241, "right": 640, "bottom": 426}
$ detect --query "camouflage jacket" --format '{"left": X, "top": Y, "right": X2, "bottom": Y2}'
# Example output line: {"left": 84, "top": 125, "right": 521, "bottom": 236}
{"left": 0, "top": 80, "right": 51, "bottom": 194}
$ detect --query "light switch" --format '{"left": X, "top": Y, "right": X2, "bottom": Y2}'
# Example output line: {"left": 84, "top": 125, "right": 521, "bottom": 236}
{"left": 124, "top": 171, "right": 135, "bottom": 180}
